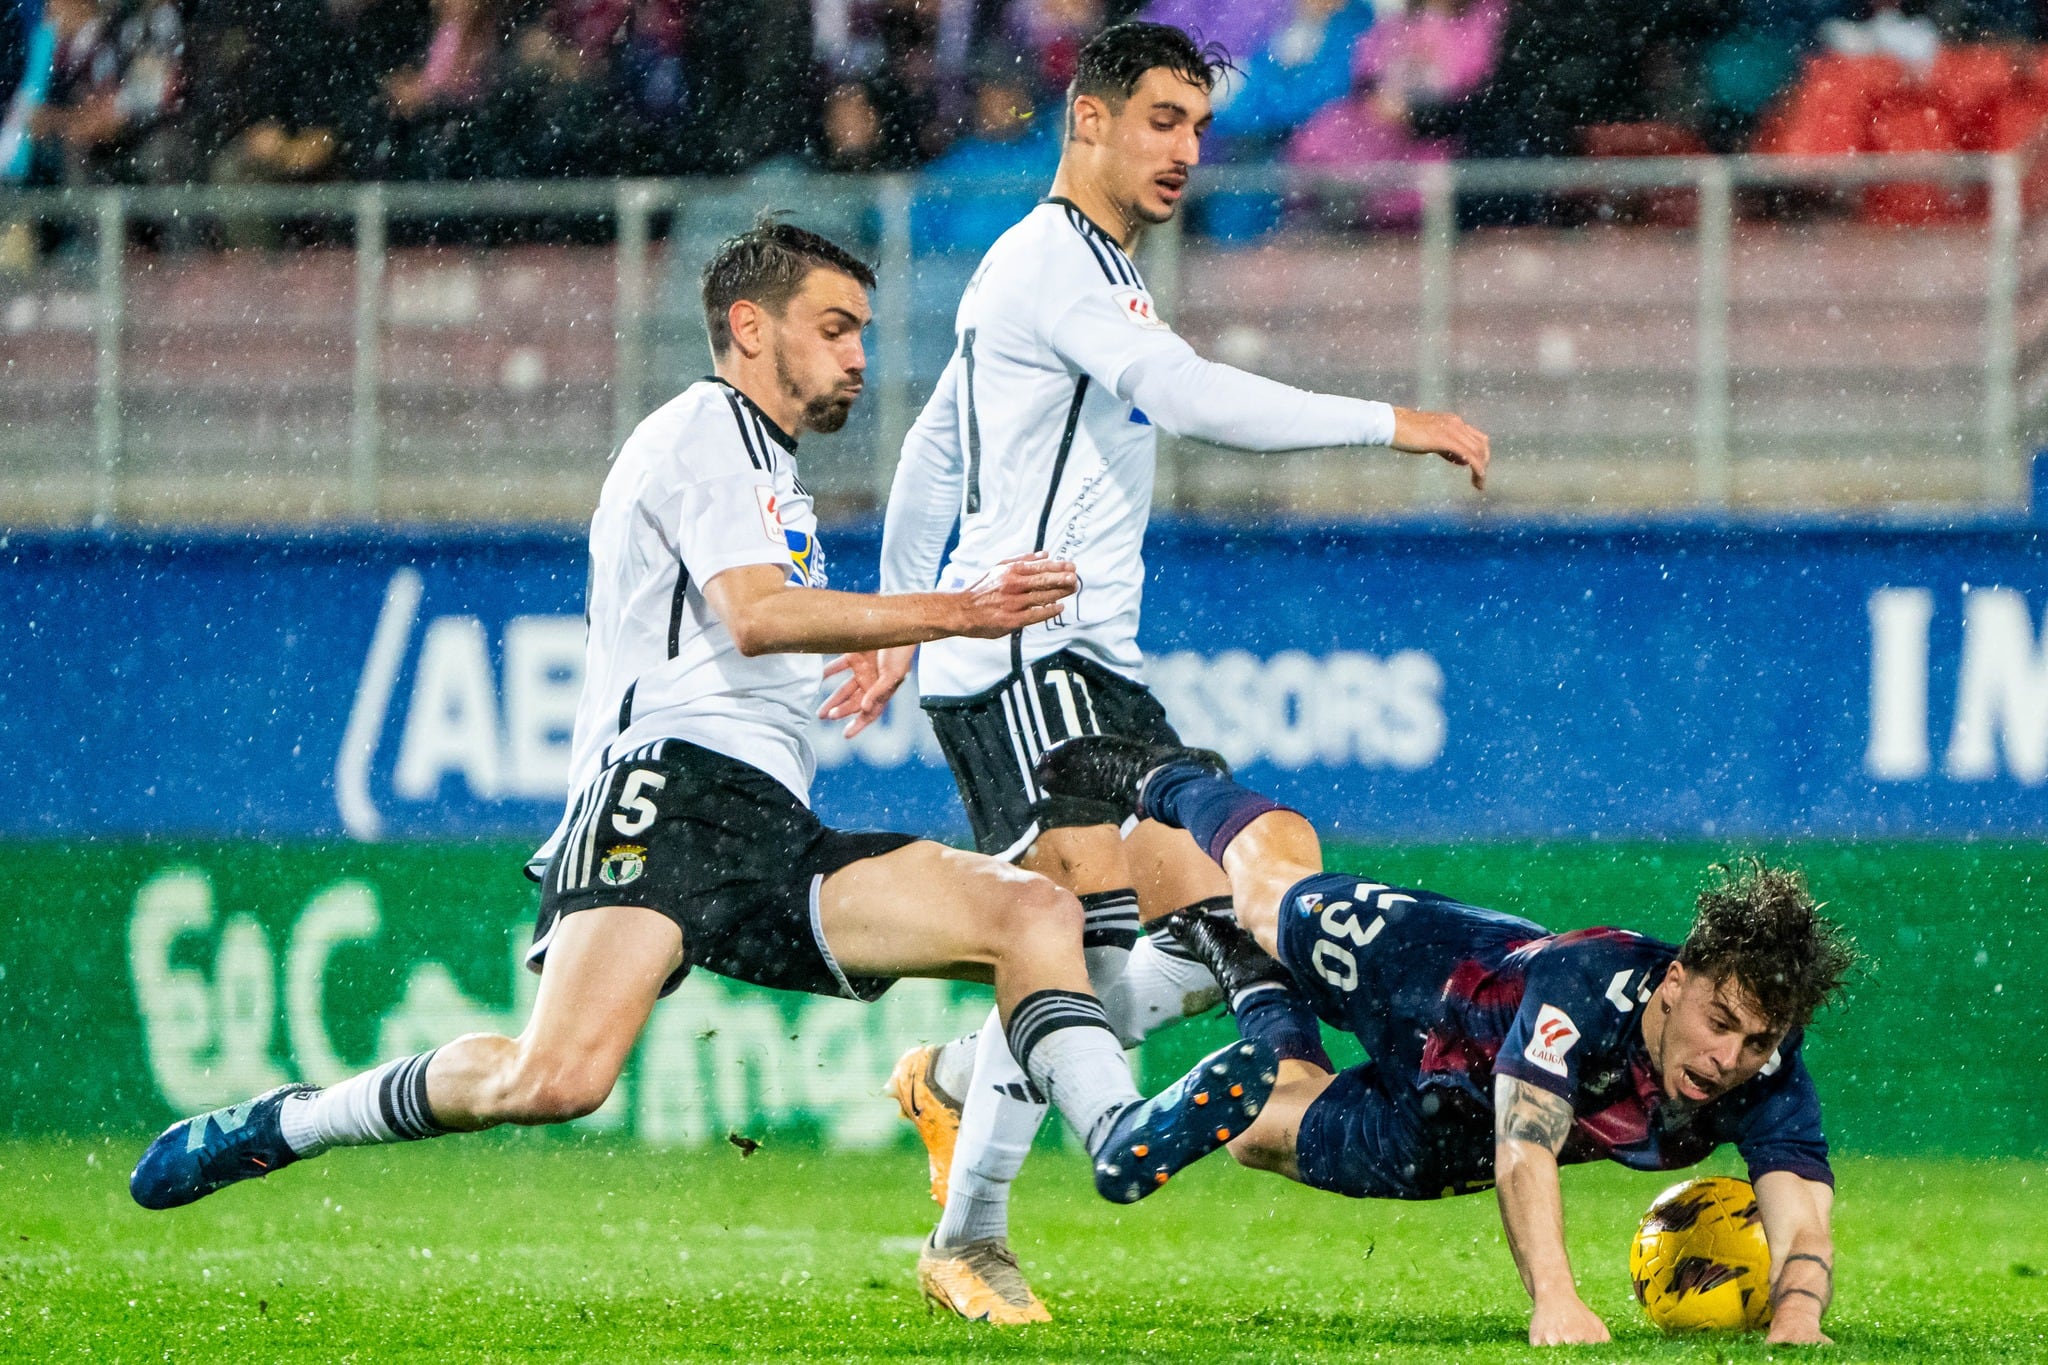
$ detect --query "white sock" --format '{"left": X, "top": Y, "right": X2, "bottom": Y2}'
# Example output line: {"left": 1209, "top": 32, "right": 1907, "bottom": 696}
{"left": 1100, "top": 925, "right": 1225, "bottom": 1046}
{"left": 1005, "top": 991, "right": 1141, "bottom": 1156}
{"left": 279, "top": 1051, "right": 447, "bottom": 1157}
{"left": 1080, "top": 888, "right": 1142, "bottom": 994}
{"left": 932, "top": 1032, "right": 979, "bottom": 1104}
{"left": 934, "top": 1010, "right": 1048, "bottom": 1249}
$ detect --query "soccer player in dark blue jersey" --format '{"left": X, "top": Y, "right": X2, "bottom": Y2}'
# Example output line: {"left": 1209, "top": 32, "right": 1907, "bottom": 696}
{"left": 1037, "top": 737, "right": 1855, "bottom": 1348}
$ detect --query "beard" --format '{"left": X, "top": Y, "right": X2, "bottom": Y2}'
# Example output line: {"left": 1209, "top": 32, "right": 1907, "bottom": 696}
{"left": 803, "top": 394, "right": 855, "bottom": 433}
{"left": 776, "top": 349, "right": 858, "bottom": 434}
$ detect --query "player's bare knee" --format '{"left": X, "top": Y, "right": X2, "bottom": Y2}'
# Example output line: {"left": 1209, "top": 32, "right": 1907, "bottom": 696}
{"left": 1010, "top": 876, "right": 1084, "bottom": 946}
{"left": 979, "top": 874, "right": 1083, "bottom": 965}
{"left": 1227, "top": 1123, "right": 1287, "bottom": 1173}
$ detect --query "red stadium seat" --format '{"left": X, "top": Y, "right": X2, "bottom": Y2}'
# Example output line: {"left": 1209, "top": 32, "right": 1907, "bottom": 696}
{"left": 1931, "top": 44, "right": 2023, "bottom": 149}
{"left": 1862, "top": 90, "right": 1972, "bottom": 224}
{"left": 1754, "top": 52, "right": 1908, "bottom": 155}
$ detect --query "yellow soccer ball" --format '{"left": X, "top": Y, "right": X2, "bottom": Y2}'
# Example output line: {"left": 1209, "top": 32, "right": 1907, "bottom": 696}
{"left": 1630, "top": 1176, "right": 1773, "bottom": 1333}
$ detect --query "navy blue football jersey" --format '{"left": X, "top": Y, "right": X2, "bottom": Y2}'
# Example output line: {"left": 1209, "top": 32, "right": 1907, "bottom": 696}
{"left": 1276, "top": 874, "right": 1832, "bottom": 1190}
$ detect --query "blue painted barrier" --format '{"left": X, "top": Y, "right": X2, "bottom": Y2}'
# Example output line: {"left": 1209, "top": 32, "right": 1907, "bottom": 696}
{"left": 3, "top": 522, "right": 2043, "bottom": 840}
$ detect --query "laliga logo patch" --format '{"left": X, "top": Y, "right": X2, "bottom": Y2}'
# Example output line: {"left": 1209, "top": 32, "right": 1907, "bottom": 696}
{"left": 784, "top": 528, "right": 823, "bottom": 587}
{"left": 599, "top": 844, "right": 647, "bottom": 887}
{"left": 755, "top": 485, "right": 783, "bottom": 543}
{"left": 1295, "top": 890, "right": 1325, "bottom": 916}
{"left": 1522, "top": 1003, "right": 1580, "bottom": 1076}
{"left": 1112, "top": 287, "right": 1166, "bottom": 330}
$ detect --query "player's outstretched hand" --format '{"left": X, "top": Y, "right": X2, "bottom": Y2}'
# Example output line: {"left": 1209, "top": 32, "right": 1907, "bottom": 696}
{"left": 820, "top": 646, "right": 915, "bottom": 739}
{"left": 1391, "top": 406, "right": 1491, "bottom": 490}
{"left": 955, "top": 552, "right": 1078, "bottom": 638}
{"left": 1527, "top": 1296, "right": 1610, "bottom": 1347}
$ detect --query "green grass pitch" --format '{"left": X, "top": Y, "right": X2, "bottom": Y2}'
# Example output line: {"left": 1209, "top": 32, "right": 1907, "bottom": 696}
{"left": 5, "top": 1134, "right": 2044, "bottom": 1361}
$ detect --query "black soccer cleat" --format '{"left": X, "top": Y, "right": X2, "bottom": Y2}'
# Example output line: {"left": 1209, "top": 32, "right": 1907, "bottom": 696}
{"left": 130, "top": 1083, "right": 317, "bottom": 1210}
{"left": 1156, "top": 903, "right": 1296, "bottom": 1008}
{"left": 1091, "top": 1038, "right": 1278, "bottom": 1205}
{"left": 1032, "top": 736, "right": 1230, "bottom": 824}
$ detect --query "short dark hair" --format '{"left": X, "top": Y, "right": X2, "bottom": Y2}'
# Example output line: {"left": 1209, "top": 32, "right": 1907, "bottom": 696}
{"left": 699, "top": 216, "right": 876, "bottom": 356}
{"left": 1066, "top": 22, "right": 1231, "bottom": 126}
{"left": 1677, "top": 857, "right": 1858, "bottom": 1031}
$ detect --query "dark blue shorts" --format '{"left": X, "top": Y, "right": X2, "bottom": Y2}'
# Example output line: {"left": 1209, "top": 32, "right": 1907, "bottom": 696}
{"left": 1296, "top": 1066, "right": 1500, "bottom": 1202}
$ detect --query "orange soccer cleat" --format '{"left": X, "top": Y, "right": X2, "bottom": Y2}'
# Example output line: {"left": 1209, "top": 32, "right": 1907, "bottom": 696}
{"left": 885, "top": 1044, "right": 963, "bottom": 1206}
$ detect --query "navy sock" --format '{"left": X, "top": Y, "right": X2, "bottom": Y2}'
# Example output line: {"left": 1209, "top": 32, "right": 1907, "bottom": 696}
{"left": 1232, "top": 984, "right": 1334, "bottom": 1072}
{"left": 1139, "top": 765, "right": 1291, "bottom": 864}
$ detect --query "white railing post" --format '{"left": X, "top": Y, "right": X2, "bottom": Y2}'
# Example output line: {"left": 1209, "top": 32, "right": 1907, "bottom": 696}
{"left": 613, "top": 180, "right": 655, "bottom": 453}
{"left": 875, "top": 175, "right": 914, "bottom": 503}
{"left": 1412, "top": 160, "right": 1455, "bottom": 508}
{"left": 351, "top": 184, "right": 386, "bottom": 519}
{"left": 1983, "top": 152, "right": 2022, "bottom": 506}
{"left": 1694, "top": 160, "right": 1733, "bottom": 508}
{"left": 93, "top": 190, "right": 125, "bottom": 526}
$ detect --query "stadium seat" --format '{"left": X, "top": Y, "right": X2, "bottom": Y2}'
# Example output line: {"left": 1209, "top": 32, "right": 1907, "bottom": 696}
{"left": 1753, "top": 52, "right": 1908, "bottom": 156}
{"left": 1862, "top": 90, "right": 1972, "bottom": 225}
{"left": 1930, "top": 44, "right": 2023, "bottom": 150}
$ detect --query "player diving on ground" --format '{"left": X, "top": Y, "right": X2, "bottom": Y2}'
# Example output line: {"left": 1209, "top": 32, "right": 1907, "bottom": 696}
{"left": 834, "top": 20, "right": 1491, "bottom": 1323}
{"left": 1033, "top": 735, "right": 1852, "bottom": 1347}
{"left": 129, "top": 221, "right": 1277, "bottom": 1240}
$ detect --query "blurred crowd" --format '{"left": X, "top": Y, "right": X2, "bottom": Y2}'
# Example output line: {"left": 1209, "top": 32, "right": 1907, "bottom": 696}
{"left": 3, "top": 0, "right": 2046, "bottom": 219}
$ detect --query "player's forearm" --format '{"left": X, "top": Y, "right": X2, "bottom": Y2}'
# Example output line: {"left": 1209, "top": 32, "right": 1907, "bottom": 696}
{"left": 1756, "top": 1171, "right": 1835, "bottom": 1329}
{"left": 1118, "top": 349, "right": 1396, "bottom": 452}
{"left": 728, "top": 586, "right": 972, "bottom": 656}
{"left": 1495, "top": 1140, "right": 1580, "bottom": 1304}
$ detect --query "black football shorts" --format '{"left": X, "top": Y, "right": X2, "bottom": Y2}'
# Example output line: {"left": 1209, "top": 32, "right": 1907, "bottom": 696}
{"left": 527, "top": 740, "right": 917, "bottom": 1000}
{"left": 922, "top": 649, "right": 1183, "bottom": 862}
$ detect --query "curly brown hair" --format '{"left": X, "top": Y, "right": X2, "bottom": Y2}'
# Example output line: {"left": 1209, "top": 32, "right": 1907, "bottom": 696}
{"left": 1676, "top": 857, "right": 1859, "bottom": 1031}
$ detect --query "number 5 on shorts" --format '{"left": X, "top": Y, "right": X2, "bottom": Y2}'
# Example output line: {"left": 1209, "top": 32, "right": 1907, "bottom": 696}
{"left": 612, "top": 769, "right": 667, "bottom": 836}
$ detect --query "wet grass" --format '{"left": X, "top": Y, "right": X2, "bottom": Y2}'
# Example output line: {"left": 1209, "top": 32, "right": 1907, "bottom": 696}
{"left": 4, "top": 1135, "right": 2044, "bottom": 1361}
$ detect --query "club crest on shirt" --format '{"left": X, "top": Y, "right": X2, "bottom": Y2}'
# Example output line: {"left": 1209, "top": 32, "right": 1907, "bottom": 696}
{"left": 1112, "top": 287, "right": 1166, "bottom": 330}
{"left": 1522, "top": 1003, "right": 1580, "bottom": 1076}
{"left": 599, "top": 844, "right": 647, "bottom": 887}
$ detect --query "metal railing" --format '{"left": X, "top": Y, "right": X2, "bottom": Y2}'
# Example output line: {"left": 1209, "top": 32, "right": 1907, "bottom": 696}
{"left": 1, "top": 148, "right": 2039, "bottom": 526}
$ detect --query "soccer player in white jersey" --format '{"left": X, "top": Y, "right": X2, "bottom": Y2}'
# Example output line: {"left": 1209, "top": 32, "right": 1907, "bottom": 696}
{"left": 828, "top": 23, "right": 1492, "bottom": 1323}
{"left": 129, "top": 220, "right": 1282, "bottom": 1267}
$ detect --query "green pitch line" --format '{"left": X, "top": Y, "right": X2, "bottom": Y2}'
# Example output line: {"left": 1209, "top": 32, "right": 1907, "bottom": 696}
{"left": 3, "top": 1137, "right": 2042, "bottom": 1362}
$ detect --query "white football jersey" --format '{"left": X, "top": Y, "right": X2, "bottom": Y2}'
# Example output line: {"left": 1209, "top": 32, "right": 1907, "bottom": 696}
{"left": 530, "top": 379, "right": 826, "bottom": 870}
{"left": 885, "top": 199, "right": 1170, "bottom": 698}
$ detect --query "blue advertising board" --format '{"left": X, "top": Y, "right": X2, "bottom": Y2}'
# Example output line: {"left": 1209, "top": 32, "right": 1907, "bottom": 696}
{"left": 3, "top": 522, "right": 2044, "bottom": 841}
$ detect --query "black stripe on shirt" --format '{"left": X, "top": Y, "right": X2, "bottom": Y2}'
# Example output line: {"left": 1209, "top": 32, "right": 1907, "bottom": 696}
{"left": 962, "top": 329, "right": 984, "bottom": 515}
{"left": 667, "top": 562, "right": 691, "bottom": 658}
{"left": 724, "top": 391, "right": 766, "bottom": 469}
{"left": 1012, "top": 375, "right": 1090, "bottom": 677}
{"left": 617, "top": 679, "right": 637, "bottom": 732}
{"left": 1061, "top": 205, "right": 1124, "bottom": 284}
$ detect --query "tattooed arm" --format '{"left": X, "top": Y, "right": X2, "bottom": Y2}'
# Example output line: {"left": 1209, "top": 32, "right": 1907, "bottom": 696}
{"left": 1493, "top": 1074, "right": 1609, "bottom": 1346}
{"left": 1755, "top": 1170, "right": 1836, "bottom": 1345}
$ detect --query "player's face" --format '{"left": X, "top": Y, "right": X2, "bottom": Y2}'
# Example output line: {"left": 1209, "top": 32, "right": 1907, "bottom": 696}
{"left": 767, "top": 267, "right": 871, "bottom": 435}
{"left": 1647, "top": 964, "right": 1787, "bottom": 1106}
{"left": 1099, "top": 68, "right": 1212, "bottom": 226}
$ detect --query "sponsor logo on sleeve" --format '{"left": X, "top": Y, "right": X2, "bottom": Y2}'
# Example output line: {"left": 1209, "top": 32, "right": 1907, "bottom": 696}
{"left": 755, "top": 485, "right": 782, "bottom": 543}
{"left": 1111, "top": 287, "right": 1166, "bottom": 330}
{"left": 1522, "top": 1003, "right": 1580, "bottom": 1077}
